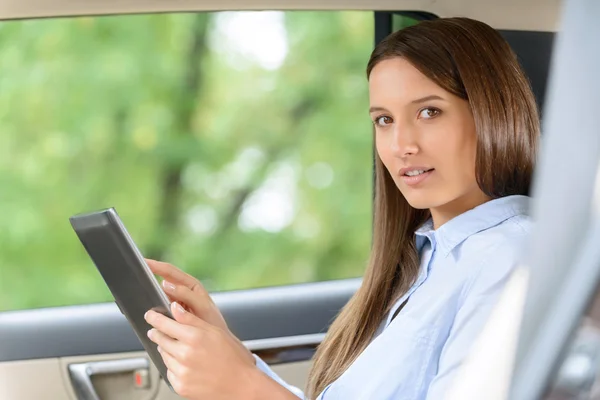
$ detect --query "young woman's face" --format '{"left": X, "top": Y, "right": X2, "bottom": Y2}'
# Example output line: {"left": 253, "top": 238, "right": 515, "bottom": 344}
{"left": 369, "top": 57, "right": 489, "bottom": 221}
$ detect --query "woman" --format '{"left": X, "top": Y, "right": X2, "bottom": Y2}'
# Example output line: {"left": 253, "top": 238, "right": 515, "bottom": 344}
{"left": 143, "top": 17, "right": 539, "bottom": 399}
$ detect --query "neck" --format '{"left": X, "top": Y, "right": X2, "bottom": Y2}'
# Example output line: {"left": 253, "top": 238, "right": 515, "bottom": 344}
{"left": 430, "top": 190, "right": 492, "bottom": 229}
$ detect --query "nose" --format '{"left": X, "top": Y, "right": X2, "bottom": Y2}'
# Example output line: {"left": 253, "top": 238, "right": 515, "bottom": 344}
{"left": 390, "top": 124, "right": 419, "bottom": 158}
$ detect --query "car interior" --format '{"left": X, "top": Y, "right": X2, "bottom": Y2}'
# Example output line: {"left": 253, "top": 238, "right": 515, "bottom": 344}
{"left": 0, "top": 0, "right": 569, "bottom": 399}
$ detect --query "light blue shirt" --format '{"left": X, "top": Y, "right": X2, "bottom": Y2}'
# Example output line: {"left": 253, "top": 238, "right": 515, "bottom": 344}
{"left": 254, "top": 195, "right": 531, "bottom": 400}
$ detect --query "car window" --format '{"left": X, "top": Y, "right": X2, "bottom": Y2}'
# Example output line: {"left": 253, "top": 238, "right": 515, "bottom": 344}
{"left": 393, "top": 13, "right": 423, "bottom": 30}
{"left": 0, "top": 11, "right": 419, "bottom": 311}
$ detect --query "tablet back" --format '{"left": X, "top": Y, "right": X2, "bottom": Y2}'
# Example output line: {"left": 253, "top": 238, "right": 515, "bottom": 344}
{"left": 69, "top": 208, "right": 173, "bottom": 390}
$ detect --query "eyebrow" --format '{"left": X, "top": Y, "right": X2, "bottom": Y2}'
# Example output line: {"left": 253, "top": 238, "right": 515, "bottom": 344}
{"left": 369, "top": 95, "right": 445, "bottom": 114}
{"left": 369, "top": 106, "right": 389, "bottom": 114}
{"left": 411, "top": 95, "right": 445, "bottom": 104}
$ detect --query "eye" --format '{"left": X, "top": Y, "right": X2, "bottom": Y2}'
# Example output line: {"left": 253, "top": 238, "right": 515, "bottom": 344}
{"left": 374, "top": 116, "right": 393, "bottom": 127}
{"left": 418, "top": 107, "right": 441, "bottom": 120}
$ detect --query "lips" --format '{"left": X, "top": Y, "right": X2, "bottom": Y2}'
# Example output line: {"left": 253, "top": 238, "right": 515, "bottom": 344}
{"left": 398, "top": 166, "right": 434, "bottom": 176}
{"left": 400, "top": 168, "right": 434, "bottom": 187}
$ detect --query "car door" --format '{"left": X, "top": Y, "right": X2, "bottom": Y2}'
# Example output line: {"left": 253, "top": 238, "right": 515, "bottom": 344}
{"left": 0, "top": 1, "right": 558, "bottom": 399}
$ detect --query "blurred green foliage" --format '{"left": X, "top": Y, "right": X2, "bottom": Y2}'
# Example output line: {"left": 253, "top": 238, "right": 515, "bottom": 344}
{"left": 0, "top": 11, "right": 414, "bottom": 311}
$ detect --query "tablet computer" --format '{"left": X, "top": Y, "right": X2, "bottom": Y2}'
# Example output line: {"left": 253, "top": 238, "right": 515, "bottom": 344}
{"left": 69, "top": 207, "right": 173, "bottom": 390}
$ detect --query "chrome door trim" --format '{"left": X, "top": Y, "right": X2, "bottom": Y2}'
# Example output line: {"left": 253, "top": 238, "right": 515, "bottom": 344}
{"left": 245, "top": 332, "right": 326, "bottom": 352}
{"left": 248, "top": 333, "right": 325, "bottom": 365}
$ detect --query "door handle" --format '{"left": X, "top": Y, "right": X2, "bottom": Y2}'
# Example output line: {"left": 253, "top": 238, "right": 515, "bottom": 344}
{"left": 68, "top": 357, "right": 149, "bottom": 400}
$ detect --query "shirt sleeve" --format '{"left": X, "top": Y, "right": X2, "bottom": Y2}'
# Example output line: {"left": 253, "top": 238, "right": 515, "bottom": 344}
{"left": 253, "top": 354, "right": 306, "bottom": 399}
{"left": 424, "top": 243, "right": 521, "bottom": 399}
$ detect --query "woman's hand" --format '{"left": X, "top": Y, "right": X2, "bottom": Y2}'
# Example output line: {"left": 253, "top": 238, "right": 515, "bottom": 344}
{"left": 145, "top": 259, "right": 254, "bottom": 365}
{"left": 145, "top": 259, "right": 227, "bottom": 331}
{"left": 145, "top": 301, "right": 261, "bottom": 400}
{"left": 144, "top": 260, "right": 301, "bottom": 400}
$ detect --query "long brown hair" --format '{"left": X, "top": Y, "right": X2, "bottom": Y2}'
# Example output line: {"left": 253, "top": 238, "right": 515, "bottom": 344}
{"left": 306, "top": 17, "right": 539, "bottom": 398}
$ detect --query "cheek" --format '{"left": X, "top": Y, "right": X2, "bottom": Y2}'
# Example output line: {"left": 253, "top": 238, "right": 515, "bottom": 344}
{"left": 458, "top": 126, "right": 478, "bottom": 176}
{"left": 448, "top": 128, "right": 478, "bottom": 185}
{"left": 456, "top": 154, "right": 477, "bottom": 186}
{"left": 426, "top": 125, "right": 477, "bottom": 184}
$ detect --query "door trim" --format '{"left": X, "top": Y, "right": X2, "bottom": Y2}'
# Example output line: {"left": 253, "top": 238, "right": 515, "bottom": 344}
{"left": 0, "top": 278, "right": 360, "bottom": 363}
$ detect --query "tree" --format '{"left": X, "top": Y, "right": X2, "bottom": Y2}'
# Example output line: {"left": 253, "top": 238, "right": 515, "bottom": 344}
{"left": 0, "top": 11, "right": 375, "bottom": 311}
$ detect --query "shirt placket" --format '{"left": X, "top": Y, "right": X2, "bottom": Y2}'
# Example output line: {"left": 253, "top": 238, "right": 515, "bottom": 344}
{"left": 384, "top": 233, "right": 437, "bottom": 329}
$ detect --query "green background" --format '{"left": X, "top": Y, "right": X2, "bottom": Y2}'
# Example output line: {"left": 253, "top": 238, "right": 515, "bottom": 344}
{"left": 0, "top": 11, "right": 377, "bottom": 311}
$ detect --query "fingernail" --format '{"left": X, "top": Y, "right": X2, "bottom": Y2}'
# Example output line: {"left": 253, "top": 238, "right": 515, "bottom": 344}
{"left": 162, "top": 280, "right": 176, "bottom": 292}
{"left": 144, "top": 311, "right": 150, "bottom": 321}
{"left": 147, "top": 329, "right": 154, "bottom": 339}
{"left": 173, "top": 302, "right": 186, "bottom": 314}
{"left": 157, "top": 346, "right": 162, "bottom": 353}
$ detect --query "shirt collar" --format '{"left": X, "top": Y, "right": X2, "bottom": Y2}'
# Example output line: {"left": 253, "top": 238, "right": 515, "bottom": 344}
{"left": 415, "top": 195, "right": 530, "bottom": 257}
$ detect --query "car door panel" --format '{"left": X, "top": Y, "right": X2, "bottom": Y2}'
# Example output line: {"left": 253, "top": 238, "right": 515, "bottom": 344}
{"left": 0, "top": 2, "right": 559, "bottom": 399}
{"left": 0, "top": 279, "right": 358, "bottom": 399}
{"left": 0, "top": 352, "right": 313, "bottom": 400}
{"left": 0, "top": 358, "right": 72, "bottom": 400}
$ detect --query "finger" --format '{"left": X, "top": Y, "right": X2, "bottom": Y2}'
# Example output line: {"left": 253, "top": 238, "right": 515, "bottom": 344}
{"left": 167, "top": 369, "right": 183, "bottom": 395}
{"left": 147, "top": 328, "right": 184, "bottom": 359}
{"left": 145, "top": 309, "right": 196, "bottom": 342}
{"left": 157, "top": 346, "right": 183, "bottom": 376}
{"left": 170, "top": 301, "right": 213, "bottom": 331}
{"left": 161, "top": 280, "right": 210, "bottom": 316}
{"left": 145, "top": 259, "right": 199, "bottom": 290}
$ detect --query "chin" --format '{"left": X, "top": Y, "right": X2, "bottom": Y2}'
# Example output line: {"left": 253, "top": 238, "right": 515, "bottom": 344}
{"left": 400, "top": 190, "right": 446, "bottom": 210}
{"left": 404, "top": 198, "right": 435, "bottom": 210}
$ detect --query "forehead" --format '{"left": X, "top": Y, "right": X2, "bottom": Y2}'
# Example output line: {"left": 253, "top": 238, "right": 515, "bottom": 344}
{"left": 369, "top": 58, "right": 442, "bottom": 104}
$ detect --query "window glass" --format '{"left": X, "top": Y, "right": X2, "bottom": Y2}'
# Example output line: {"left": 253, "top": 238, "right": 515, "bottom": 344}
{"left": 393, "top": 13, "right": 422, "bottom": 31}
{"left": 0, "top": 11, "right": 375, "bottom": 311}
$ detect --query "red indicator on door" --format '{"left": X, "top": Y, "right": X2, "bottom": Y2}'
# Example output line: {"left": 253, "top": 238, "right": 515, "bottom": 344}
{"left": 133, "top": 368, "right": 150, "bottom": 389}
